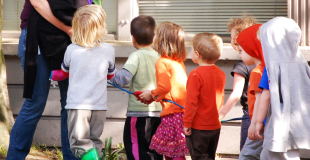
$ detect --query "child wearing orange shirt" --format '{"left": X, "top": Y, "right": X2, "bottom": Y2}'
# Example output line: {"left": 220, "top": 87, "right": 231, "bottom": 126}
{"left": 183, "top": 32, "right": 225, "bottom": 160}
{"left": 236, "top": 24, "right": 265, "bottom": 160}
{"left": 139, "top": 22, "right": 189, "bottom": 160}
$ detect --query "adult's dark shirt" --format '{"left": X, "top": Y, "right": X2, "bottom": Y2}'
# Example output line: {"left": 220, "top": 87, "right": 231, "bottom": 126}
{"left": 231, "top": 61, "right": 255, "bottom": 110}
{"left": 24, "top": 0, "right": 88, "bottom": 98}
{"left": 20, "top": 0, "right": 31, "bottom": 29}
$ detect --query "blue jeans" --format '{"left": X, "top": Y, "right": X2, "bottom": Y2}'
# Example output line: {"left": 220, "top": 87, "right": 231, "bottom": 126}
{"left": 17, "top": 28, "right": 27, "bottom": 70}
{"left": 240, "top": 109, "right": 251, "bottom": 151}
{"left": 7, "top": 53, "right": 78, "bottom": 160}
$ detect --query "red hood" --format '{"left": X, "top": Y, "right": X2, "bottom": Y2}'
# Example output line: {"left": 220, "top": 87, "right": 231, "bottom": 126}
{"left": 237, "top": 24, "right": 264, "bottom": 65}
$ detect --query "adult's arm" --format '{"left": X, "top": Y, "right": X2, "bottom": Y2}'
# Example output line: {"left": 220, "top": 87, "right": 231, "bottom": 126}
{"left": 30, "top": 0, "right": 72, "bottom": 37}
{"left": 218, "top": 73, "right": 245, "bottom": 119}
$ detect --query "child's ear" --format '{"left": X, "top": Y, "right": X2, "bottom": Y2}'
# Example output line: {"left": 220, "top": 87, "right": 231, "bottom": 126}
{"left": 195, "top": 51, "right": 201, "bottom": 58}
{"left": 131, "top": 35, "right": 136, "bottom": 43}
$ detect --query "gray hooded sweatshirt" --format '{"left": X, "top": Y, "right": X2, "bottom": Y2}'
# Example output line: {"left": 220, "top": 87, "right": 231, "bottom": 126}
{"left": 261, "top": 17, "right": 310, "bottom": 152}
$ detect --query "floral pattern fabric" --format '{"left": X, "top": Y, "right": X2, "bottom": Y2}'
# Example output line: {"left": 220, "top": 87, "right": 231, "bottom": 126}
{"left": 150, "top": 112, "right": 189, "bottom": 157}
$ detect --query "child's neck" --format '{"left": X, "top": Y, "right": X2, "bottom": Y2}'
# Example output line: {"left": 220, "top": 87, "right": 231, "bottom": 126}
{"left": 197, "top": 59, "right": 214, "bottom": 66}
{"left": 253, "top": 58, "right": 262, "bottom": 66}
{"left": 134, "top": 44, "right": 153, "bottom": 50}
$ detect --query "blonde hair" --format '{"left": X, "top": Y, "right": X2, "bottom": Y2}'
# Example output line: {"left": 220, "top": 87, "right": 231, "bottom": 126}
{"left": 192, "top": 32, "right": 223, "bottom": 64}
{"left": 72, "top": 5, "right": 107, "bottom": 48}
{"left": 153, "top": 22, "right": 187, "bottom": 62}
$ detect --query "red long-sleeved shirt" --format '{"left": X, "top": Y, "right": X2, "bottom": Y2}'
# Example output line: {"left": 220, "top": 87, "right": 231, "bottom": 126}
{"left": 183, "top": 65, "right": 225, "bottom": 130}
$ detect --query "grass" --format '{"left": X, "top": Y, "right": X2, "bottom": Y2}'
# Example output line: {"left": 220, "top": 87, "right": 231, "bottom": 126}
{"left": 29, "top": 144, "right": 63, "bottom": 160}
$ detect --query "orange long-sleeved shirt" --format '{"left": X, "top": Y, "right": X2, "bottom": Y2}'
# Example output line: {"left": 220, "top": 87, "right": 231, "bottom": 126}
{"left": 247, "top": 63, "right": 264, "bottom": 120}
{"left": 151, "top": 57, "right": 187, "bottom": 117}
{"left": 183, "top": 65, "right": 225, "bottom": 130}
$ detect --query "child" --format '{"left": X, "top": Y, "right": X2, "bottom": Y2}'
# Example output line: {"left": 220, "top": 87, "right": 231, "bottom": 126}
{"left": 255, "top": 17, "right": 310, "bottom": 159}
{"left": 139, "top": 22, "right": 189, "bottom": 160}
{"left": 61, "top": 5, "right": 115, "bottom": 159}
{"left": 183, "top": 32, "right": 225, "bottom": 160}
{"left": 235, "top": 24, "right": 265, "bottom": 160}
{"left": 109, "top": 15, "right": 163, "bottom": 160}
{"left": 219, "top": 16, "right": 256, "bottom": 150}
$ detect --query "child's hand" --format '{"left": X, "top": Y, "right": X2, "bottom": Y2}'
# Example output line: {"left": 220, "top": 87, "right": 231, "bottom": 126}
{"left": 139, "top": 90, "right": 153, "bottom": 104}
{"left": 134, "top": 91, "right": 154, "bottom": 104}
{"left": 218, "top": 111, "right": 225, "bottom": 120}
{"left": 184, "top": 127, "right": 192, "bottom": 136}
{"left": 255, "top": 122, "right": 264, "bottom": 140}
{"left": 248, "top": 123, "right": 257, "bottom": 141}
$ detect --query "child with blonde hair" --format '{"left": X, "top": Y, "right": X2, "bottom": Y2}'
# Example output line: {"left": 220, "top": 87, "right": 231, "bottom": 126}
{"left": 183, "top": 32, "right": 225, "bottom": 160}
{"left": 139, "top": 22, "right": 189, "bottom": 160}
{"left": 61, "top": 5, "right": 115, "bottom": 159}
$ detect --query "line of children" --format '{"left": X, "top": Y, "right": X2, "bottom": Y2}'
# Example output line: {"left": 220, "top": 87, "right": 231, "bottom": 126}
{"left": 110, "top": 15, "right": 163, "bottom": 160}
{"left": 183, "top": 32, "right": 225, "bottom": 160}
{"left": 58, "top": 3, "right": 310, "bottom": 159}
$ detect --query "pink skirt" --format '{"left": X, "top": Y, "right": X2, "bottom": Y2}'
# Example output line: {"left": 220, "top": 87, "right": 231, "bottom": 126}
{"left": 150, "top": 112, "right": 189, "bottom": 157}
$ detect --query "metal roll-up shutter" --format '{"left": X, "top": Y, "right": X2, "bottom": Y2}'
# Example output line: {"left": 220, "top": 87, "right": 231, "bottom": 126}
{"left": 102, "top": 0, "right": 117, "bottom": 34}
{"left": 3, "top": 0, "right": 24, "bottom": 30}
{"left": 139, "top": 0, "right": 287, "bottom": 36}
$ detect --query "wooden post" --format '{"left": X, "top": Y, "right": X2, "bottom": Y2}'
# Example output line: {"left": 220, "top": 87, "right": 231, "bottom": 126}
{"left": 0, "top": 0, "right": 15, "bottom": 151}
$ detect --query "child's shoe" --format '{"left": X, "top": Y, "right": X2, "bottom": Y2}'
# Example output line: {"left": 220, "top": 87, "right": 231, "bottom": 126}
{"left": 77, "top": 147, "right": 100, "bottom": 160}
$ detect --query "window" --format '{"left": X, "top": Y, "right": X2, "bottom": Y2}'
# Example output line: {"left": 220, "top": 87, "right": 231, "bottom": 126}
{"left": 139, "top": 0, "right": 287, "bottom": 39}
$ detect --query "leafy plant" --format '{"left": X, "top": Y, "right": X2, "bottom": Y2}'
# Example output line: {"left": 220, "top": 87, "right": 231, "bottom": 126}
{"left": 102, "top": 137, "right": 126, "bottom": 160}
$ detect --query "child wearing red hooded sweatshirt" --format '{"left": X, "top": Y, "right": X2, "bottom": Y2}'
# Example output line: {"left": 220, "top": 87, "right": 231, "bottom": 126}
{"left": 236, "top": 24, "right": 265, "bottom": 160}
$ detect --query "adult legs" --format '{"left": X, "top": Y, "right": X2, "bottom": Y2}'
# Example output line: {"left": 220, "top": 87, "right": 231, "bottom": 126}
{"left": 7, "top": 54, "right": 51, "bottom": 160}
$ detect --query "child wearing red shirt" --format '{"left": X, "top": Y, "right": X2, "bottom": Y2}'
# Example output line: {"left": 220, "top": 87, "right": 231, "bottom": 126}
{"left": 183, "top": 32, "right": 225, "bottom": 160}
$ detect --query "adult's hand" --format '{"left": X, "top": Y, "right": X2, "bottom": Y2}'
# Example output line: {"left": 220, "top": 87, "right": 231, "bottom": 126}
{"left": 30, "top": 0, "right": 72, "bottom": 36}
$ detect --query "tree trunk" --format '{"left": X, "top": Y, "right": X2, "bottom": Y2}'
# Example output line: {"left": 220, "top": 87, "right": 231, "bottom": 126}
{"left": 0, "top": 0, "right": 15, "bottom": 151}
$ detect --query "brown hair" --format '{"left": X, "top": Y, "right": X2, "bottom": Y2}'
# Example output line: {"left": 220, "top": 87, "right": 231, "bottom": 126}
{"left": 153, "top": 22, "right": 187, "bottom": 61}
{"left": 192, "top": 32, "right": 223, "bottom": 64}
{"left": 130, "top": 15, "right": 156, "bottom": 45}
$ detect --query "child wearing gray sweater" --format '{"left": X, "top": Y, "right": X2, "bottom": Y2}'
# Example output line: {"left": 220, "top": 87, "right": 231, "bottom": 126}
{"left": 61, "top": 5, "right": 115, "bottom": 159}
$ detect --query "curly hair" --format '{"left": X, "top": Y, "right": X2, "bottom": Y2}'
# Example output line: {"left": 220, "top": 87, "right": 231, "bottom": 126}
{"left": 227, "top": 16, "right": 257, "bottom": 35}
{"left": 227, "top": 16, "right": 257, "bottom": 50}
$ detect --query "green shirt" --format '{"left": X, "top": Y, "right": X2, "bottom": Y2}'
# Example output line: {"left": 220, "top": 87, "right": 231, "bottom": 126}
{"left": 123, "top": 48, "right": 162, "bottom": 112}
